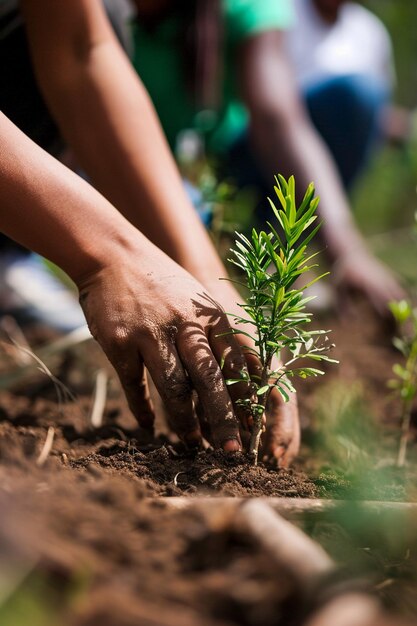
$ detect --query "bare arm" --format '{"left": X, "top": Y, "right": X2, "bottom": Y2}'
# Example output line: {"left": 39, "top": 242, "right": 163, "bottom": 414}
{"left": 20, "top": 0, "right": 224, "bottom": 286}
{"left": 0, "top": 113, "right": 136, "bottom": 283}
{"left": 15, "top": 2, "right": 299, "bottom": 464}
{"left": 238, "top": 31, "right": 404, "bottom": 313}
{"left": 0, "top": 112, "right": 248, "bottom": 451}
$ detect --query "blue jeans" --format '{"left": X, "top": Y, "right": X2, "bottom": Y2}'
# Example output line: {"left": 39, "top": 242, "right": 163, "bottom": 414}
{"left": 304, "top": 73, "right": 389, "bottom": 188}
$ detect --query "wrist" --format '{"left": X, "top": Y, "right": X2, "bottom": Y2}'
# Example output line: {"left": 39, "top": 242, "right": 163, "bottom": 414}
{"left": 69, "top": 221, "right": 146, "bottom": 289}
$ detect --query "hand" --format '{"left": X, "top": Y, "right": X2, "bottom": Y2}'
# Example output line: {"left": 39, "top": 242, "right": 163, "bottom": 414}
{"left": 77, "top": 245, "right": 253, "bottom": 452}
{"left": 333, "top": 249, "right": 405, "bottom": 317}
{"left": 262, "top": 387, "right": 300, "bottom": 467}
{"left": 205, "top": 281, "right": 301, "bottom": 466}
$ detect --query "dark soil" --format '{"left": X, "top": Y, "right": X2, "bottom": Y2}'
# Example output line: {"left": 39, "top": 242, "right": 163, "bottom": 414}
{"left": 1, "top": 302, "right": 417, "bottom": 625}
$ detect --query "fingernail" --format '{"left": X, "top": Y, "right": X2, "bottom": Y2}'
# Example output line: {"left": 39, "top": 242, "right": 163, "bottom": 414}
{"left": 223, "top": 439, "right": 241, "bottom": 453}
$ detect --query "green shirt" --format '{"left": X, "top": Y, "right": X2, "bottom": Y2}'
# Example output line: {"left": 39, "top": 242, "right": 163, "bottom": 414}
{"left": 131, "top": 0, "right": 294, "bottom": 156}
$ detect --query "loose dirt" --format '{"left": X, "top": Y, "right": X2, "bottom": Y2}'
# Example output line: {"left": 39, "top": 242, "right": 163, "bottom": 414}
{"left": 1, "top": 302, "right": 416, "bottom": 625}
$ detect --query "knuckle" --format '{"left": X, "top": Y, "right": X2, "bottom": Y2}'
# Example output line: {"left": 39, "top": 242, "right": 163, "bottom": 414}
{"left": 138, "top": 323, "right": 159, "bottom": 344}
{"left": 199, "top": 362, "right": 223, "bottom": 391}
{"left": 106, "top": 330, "right": 132, "bottom": 355}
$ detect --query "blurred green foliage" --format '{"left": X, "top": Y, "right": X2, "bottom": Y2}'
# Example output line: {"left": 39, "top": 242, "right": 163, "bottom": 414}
{"left": 364, "top": 0, "right": 417, "bottom": 107}
{"left": 305, "top": 380, "right": 417, "bottom": 501}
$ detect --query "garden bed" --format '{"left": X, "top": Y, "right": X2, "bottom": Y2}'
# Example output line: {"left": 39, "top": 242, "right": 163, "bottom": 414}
{"left": 1, "top": 301, "right": 416, "bottom": 625}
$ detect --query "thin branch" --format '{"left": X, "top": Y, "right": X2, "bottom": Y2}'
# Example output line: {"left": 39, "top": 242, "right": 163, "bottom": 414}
{"left": 36, "top": 426, "right": 55, "bottom": 466}
{"left": 233, "top": 500, "right": 333, "bottom": 582}
{"left": 90, "top": 369, "right": 108, "bottom": 429}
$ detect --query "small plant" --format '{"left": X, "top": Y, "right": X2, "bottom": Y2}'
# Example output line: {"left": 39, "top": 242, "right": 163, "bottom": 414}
{"left": 224, "top": 175, "right": 337, "bottom": 464}
{"left": 389, "top": 300, "right": 417, "bottom": 467}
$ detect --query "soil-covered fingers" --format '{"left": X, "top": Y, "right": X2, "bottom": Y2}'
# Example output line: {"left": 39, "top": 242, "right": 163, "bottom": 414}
{"left": 209, "top": 326, "right": 256, "bottom": 431}
{"left": 177, "top": 324, "right": 242, "bottom": 452}
{"left": 107, "top": 350, "right": 155, "bottom": 432}
{"left": 142, "top": 338, "right": 202, "bottom": 448}
{"left": 261, "top": 387, "right": 300, "bottom": 467}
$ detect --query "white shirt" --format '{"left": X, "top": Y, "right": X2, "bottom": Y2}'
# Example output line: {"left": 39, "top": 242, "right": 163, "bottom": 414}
{"left": 285, "top": 0, "right": 394, "bottom": 90}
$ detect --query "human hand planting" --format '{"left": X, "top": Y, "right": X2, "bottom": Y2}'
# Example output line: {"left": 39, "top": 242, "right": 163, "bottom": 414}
{"left": 218, "top": 176, "right": 337, "bottom": 465}
{"left": 235, "top": 349, "right": 300, "bottom": 468}
{"left": 77, "top": 248, "right": 256, "bottom": 452}
{"left": 204, "top": 279, "right": 301, "bottom": 467}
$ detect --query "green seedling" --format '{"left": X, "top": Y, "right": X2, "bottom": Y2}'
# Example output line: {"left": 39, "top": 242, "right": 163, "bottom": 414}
{"left": 223, "top": 175, "right": 337, "bottom": 465}
{"left": 389, "top": 299, "right": 417, "bottom": 467}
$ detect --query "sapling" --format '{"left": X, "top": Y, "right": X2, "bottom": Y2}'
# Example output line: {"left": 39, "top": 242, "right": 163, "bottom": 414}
{"left": 389, "top": 300, "right": 417, "bottom": 467}
{"left": 223, "top": 175, "right": 337, "bottom": 465}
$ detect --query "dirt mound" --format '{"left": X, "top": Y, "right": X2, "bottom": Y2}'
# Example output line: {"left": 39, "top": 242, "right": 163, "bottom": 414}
{"left": 72, "top": 442, "right": 317, "bottom": 497}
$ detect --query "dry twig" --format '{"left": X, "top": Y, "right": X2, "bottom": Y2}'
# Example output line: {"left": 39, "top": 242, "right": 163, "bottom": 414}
{"left": 0, "top": 325, "right": 91, "bottom": 389}
{"left": 233, "top": 500, "right": 333, "bottom": 582}
{"left": 0, "top": 316, "right": 32, "bottom": 365}
{"left": 36, "top": 427, "right": 55, "bottom": 466}
{"left": 90, "top": 368, "right": 108, "bottom": 429}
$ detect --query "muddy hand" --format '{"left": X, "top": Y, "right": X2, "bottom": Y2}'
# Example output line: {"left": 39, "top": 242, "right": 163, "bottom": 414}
{"left": 77, "top": 250, "right": 246, "bottom": 452}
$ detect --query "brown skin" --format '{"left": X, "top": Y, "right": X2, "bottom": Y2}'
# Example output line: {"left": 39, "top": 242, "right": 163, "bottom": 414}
{"left": 0, "top": 0, "right": 298, "bottom": 465}
{"left": 0, "top": 113, "right": 244, "bottom": 451}
{"left": 238, "top": 30, "right": 404, "bottom": 316}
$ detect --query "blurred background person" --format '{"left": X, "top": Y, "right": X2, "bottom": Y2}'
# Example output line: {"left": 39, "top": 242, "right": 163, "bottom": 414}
{"left": 125, "top": 0, "right": 404, "bottom": 316}
{"left": 285, "top": 0, "right": 395, "bottom": 188}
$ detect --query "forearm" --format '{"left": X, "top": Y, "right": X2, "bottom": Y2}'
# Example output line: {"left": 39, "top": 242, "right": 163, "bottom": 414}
{"left": 250, "top": 113, "right": 368, "bottom": 261}
{"left": 0, "top": 113, "right": 149, "bottom": 284}
{"left": 22, "top": 1, "right": 225, "bottom": 286}
{"left": 240, "top": 31, "right": 369, "bottom": 262}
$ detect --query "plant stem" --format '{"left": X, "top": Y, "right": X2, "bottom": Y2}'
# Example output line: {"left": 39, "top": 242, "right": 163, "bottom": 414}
{"left": 248, "top": 414, "right": 264, "bottom": 466}
{"left": 397, "top": 342, "right": 417, "bottom": 467}
{"left": 249, "top": 359, "right": 270, "bottom": 466}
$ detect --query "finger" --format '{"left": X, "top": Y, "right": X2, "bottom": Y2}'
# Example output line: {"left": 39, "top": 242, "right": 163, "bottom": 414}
{"left": 109, "top": 350, "right": 155, "bottom": 432}
{"left": 143, "top": 338, "right": 202, "bottom": 448}
{"left": 177, "top": 324, "right": 241, "bottom": 452}
{"left": 261, "top": 388, "right": 300, "bottom": 468}
{"left": 209, "top": 324, "right": 255, "bottom": 430}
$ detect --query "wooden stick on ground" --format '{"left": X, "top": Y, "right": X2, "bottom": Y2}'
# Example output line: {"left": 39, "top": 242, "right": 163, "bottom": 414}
{"left": 90, "top": 369, "right": 108, "bottom": 429}
{"left": 234, "top": 499, "right": 333, "bottom": 582}
{"left": 36, "top": 427, "right": 55, "bottom": 467}
{"left": 161, "top": 497, "right": 417, "bottom": 520}
{"left": 302, "top": 593, "right": 384, "bottom": 626}
{"left": 160, "top": 497, "right": 414, "bottom": 625}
